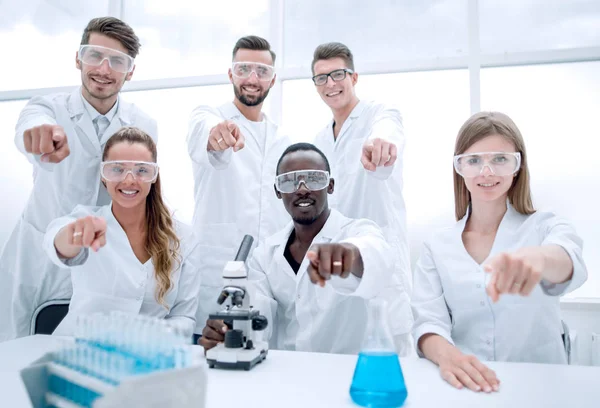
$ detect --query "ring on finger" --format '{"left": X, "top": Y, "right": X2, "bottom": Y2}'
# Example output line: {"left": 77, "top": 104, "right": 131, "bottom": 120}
{"left": 332, "top": 261, "right": 342, "bottom": 267}
{"left": 217, "top": 138, "right": 224, "bottom": 144}
{"left": 73, "top": 231, "right": 83, "bottom": 238}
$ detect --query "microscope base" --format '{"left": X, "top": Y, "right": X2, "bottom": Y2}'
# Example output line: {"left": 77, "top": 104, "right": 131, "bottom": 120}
{"left": 206, "top": 343, "right": 268, "bottom": 371}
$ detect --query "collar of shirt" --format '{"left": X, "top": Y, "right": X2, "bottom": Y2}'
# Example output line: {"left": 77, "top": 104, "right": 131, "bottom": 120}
{"left": 266, "top": 209, "right": 353, "bottom": 250}
{"left": 81, "top": 93, "right": 119, "bottom": 124}
{"left": 222, "top": 101, "right": 273, "bottom": 126}
{"left": 329, "top": 99, "right": 367, "bottom": 128}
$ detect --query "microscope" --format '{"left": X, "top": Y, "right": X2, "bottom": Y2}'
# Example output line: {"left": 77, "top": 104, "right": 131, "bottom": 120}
{"left": 206, "top": 235, "right": 269, "bottom": 371}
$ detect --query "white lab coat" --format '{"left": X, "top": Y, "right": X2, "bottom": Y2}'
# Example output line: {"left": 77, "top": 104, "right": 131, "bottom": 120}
{"left": 248, "top": 208, "right": 407, "bottom": 355}
{"left": 187, "top": 102, "right": 290, "bottom": 332}
{"left": 43, "top": 204, "right": 201, "bottom": 338}
{"left": 412, "top": 204, "right": 587, "bottom": 364}
{"left": 0, "top": 87, "right": 157, "bottom": 341}
{"left": 313, "top": 100, "right": 413, "bottom": 339}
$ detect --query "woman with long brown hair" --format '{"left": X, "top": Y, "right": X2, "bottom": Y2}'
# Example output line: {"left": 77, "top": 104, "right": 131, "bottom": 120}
{"left": 411, "top": 112, "right": 587, "bottom": 393}
{"left": 43, "top": 127, "right": 201, "bottom": 337}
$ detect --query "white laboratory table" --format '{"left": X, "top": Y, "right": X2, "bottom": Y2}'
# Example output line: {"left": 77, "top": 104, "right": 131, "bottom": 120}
{"left": 1, "top": 335, "right": 599, "bottom": 407}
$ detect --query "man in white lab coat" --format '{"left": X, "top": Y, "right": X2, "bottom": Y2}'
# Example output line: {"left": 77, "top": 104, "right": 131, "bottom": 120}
{"left": 199, "top": 143, "right": 403, "bottom": 355}
{"left": 0, "top": 17, "right": 157, "bottom": 341}
{"left": 187, "top": 36, "right": 290, "bottom": 336}
{"left": 310, "top": 42, "right": 413, "bottom": 350}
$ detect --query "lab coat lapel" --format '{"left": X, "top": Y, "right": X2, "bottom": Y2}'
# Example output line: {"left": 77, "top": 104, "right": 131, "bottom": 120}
{"left": 335, "top": 100, "right": 366, "bottom": 142}
{"left": 100, "top": 97, "right": 131, "bottom": 146}
{"left": 68, "top": 88, "right": 101, "bottom": 152}
{"left": 270, "top": 223, "right": 299, "bottom": 281}
{"left": 262, "top": 114, "right": 277, "bottom": 155}
{"left": 457, "top": 203, "right": 526, "bottom": 265}
{"left": 486, "top": 204, "right": 526, "bottom": 260}
{"left": 295, "top": 210, "right": 341, "bottom": 282}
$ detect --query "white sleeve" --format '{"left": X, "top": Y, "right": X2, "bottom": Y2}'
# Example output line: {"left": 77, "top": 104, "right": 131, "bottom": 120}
{"left": 247, "top": 245, "right": 278, "bottom": 342}
{"left": 15, "top": 95, "right": 59, "bottom": 172}
{"left": 43, "top": 205, "right": 94, "bottom": 268}
{"left": 365, "top": 105, "right": 405, "bottom": 181}
{"left": 411, "top": 242, "right": 455, "bottom": 357}
{"left": 327, "top": 219, "right": 393, "bottom": 299}
{"left": 166, "top": 239, "right": 202, "bottom": 338}
{"left": 187, "top": 105, "right": 233, "bottom": 170}
{"left": 538, "top": 213, "right": 588, "bottom": 296}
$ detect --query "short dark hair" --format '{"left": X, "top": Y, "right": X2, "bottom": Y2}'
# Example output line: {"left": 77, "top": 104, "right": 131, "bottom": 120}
{"left": 276, "top": 143, "right": 331, "bottom": 175}
{"left": 81, "top": 17, "right": 141, "bottom": 58}
{"left": 311, "top": 42, "right": 355, "bottom": 74}
{"left": 232, "top": 35, "right": 276, "bottom": 64}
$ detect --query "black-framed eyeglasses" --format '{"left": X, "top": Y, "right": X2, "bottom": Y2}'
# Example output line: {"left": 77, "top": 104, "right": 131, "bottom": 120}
{"left": 312, "top": 69, "right": 354, "bottom": 86}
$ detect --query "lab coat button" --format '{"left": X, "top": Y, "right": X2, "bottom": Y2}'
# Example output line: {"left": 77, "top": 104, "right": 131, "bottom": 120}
{"left": 476, "top": 284, "right": 482, "bottom": 288}
{"left": 480, "top": 301, "right": 485, "bottom": 306}
{"left": 136, "top": 296, "right": 142, "bottom": 301}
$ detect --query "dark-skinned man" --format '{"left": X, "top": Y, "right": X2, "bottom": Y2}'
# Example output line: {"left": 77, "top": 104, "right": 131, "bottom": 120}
{"left": 199, "top": 142, "right": 404, "bottom": 354}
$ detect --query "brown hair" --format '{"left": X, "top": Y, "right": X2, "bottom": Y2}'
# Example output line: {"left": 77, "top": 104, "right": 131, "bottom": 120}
{"left": 232, "top": 35, "right": 276, "bottom": 64}
{"left": 453, "top": 112, "right": 535, "bottom": 220}
{"left": 311, "top": 42, "right": 355, "bottom": 74}
{"left": 81, "top": 17, "right": 141, "bottom": 58}
{"left": 103, "top": 127, "right": 180, "bottom": 307}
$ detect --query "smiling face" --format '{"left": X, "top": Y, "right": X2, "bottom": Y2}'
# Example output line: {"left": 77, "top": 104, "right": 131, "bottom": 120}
{"left": 459, "top": 134, "right": 519, "bottom": 205}
{"left": 312, "top": 57, "right": 358, "bottom": 111}
{"left": 76, "top": 33, "right": 134, "bottom": 105}
{"left": 275, "top": 150, "right": 334, "bottom": 225}
{"left": 229, "top": 48, "right": 275, "bottom": 107}
{"left": 102, "top": 141, "right": 156, "bottom": 210}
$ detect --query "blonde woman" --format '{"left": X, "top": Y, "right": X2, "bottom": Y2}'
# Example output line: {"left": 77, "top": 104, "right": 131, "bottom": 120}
{"left": 44, "top": 127, "right": 201, "bottom": 337}
{"left": 412, "top": 112, "right": 587, "bottom": 393}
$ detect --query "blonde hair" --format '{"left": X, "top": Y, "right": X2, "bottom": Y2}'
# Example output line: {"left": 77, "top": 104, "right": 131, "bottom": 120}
{"left": 103, "top": 127, "right": 181, "bottom": 307}
{"left": 453, "top": 112, "right": 535, "bottom": 221}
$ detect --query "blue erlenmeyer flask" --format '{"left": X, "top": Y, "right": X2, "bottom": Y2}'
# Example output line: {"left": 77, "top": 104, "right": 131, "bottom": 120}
{"left": 350, "top": 298, "right": 408, "bottom": 407}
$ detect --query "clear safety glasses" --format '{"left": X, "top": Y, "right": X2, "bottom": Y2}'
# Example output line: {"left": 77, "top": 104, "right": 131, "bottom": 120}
{"left": 231, "top": 61, "right": 275, "bottom": 81}
{"left": 312, "top": 68, "right": 354, "bottom": 86}
{"left": 78, "top": 45, "right": 135, "bottom": 73}
{"left": 101, "top": 161, "right": 159, "bottom": 183}
{"left": 275, "top": 170, "right": 330, "bottom": 193}
{"left": 453, "top": 151, "right": 521, "bottom": 178}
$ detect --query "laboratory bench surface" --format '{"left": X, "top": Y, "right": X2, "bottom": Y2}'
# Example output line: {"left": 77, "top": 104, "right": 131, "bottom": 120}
{"left": 1, "top": 335, "right": 599, "bottom": 407}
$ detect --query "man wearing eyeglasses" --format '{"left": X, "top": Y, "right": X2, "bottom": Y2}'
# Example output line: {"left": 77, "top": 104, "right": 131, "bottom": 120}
{"left": 310, "top": 42, "right": 413, "bottom": 355}
{"left": 0, "top": 17, "right": 156, "bottom": 341}
{"left": 187, "top": 36, "right": 290, "bottom": 338}
{"left": 199, "top": 143, "right": 395, "bottom": 354}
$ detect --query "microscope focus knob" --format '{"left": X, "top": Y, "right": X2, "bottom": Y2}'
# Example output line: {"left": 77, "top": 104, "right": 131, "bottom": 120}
{"left": 224, "top": 329, "right": 244, "bottom": 348}
{"left": 251, "top": 315, "right": 268, "bottom": 331}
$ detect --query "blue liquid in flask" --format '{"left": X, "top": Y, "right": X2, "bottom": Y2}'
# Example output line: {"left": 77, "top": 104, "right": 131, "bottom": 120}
{"left": 350, "top": 351, "right": 408, "bottom": 407}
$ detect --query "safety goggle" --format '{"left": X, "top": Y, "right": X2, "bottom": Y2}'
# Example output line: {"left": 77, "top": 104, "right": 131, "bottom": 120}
{"left": 453, "top": 151, "right": 521, "bottom": 178}
{"left": 275, "top": 170, "right": 330, "bottom": 193}
{"left": 101, "top": 161, "right": 158, "bottom": 182}
{"left": 78, "top": 45, "right": 135, "bottom": 73}
{"left": 312, "top": 68, "right": 354, "bottom": 86}
{"left": 231, "top": 61, "right": 275, "bottom": 81}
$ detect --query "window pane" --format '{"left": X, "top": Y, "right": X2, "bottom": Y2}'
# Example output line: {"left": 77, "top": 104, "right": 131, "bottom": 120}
{"left": 481, "top": 62, "right": 600, "bottom": 298}
{"left": 281, "top": 70, "right": 470, "bottom": 265}
{"left": 0, "top": 0, "right": 109, "bottom": 91}
{"left": 122, "top": 0, "right": 270, "bottom": 80}
{"left": 122, "top": 85, "right": 235, "bottom": 223}
{"left": 0, "top": 100, "right": 31, "bottom": 250}
{"left": 480, "top": 0, "right": 600, "bottom": 54}
{"left": 284, "top": 0, "right": 468, "bottom": 69}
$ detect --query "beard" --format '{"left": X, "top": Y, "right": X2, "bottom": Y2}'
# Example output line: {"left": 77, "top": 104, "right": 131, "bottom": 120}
{"left": 82, "top": 72, "right": 125, "bottom": 101}
{"left": 292, "top": 214, "right": 319, "bottom": 225}
{"left": 233, "top": 83, "right": 270, "bottom": 107}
